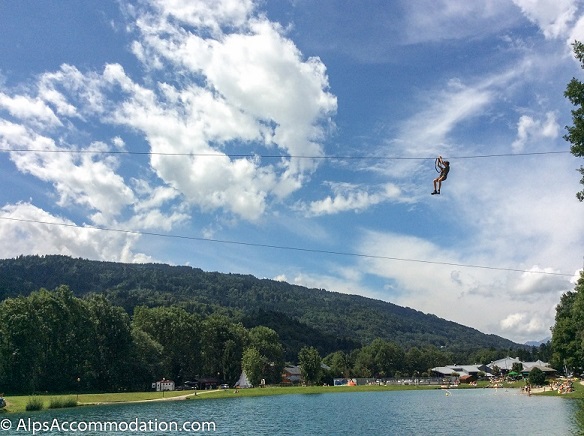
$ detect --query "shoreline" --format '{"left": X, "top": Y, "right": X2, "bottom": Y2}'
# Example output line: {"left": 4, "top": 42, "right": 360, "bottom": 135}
{"left": 2, "top": 382, "right": 580, "bottom": 414}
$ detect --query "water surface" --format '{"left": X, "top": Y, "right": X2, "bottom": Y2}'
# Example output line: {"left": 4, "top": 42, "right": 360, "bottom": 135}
{"left": 4, "top": 388, "right": 580, "bottom": 435}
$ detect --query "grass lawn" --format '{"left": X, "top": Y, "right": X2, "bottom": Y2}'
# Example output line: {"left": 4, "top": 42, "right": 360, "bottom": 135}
{"left": 187, "top": 383, "right": 440, "bottom": 401}
{"left": 1, "top": 390, "right": 193, "bottom": 414}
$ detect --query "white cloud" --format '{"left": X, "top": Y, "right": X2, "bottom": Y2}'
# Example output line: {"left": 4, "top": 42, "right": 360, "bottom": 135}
{"left": 273, "top": 274, "right": 287, "bottom": 282}
{"left": 568, "top": 14, "right": 584, "bottom": 42}
{"left": 149, "top": 0, "right": 255, "bottom": 34}
{"left": 357, "top": 231, "right": 463, "bottom": 292}
{"left": 299, "top": 182, "right": 403, "bottom": 216}
{"left": 0, "top": 203, "right": 151, "bottom": 263}
{"left": 499, "top": 311, "right": 551, "bottom": 338}
{"left": 512, "top": 0, "right": 579, "bottom": 39}
{"left": 114, "top": 1, "right": 337, "bottom": 220}
{"left": 0, "top": 92, "right": 62, "bottom": 128}
{"left": 404, "top": 80, "right": 494, "bottom": 149}
{"left": 39, "top": 64, "right": 110, "bottom": 118}
{"left": 0, "top": 122, "right": 135, "bottom": 222}
{"left": 0, "top": 0, "right": 337, "bottom": 224}
{"left": 354, "top": 217, "right": 577, "bottom": 342}
{"left": 126, "top": 208, "right": 189, "bottom": 232}
{"left": 512, "top": 111, "right": 559, "bottom": 152}
{"left": 513, "top": 266, "right": 570, "bottom": 297}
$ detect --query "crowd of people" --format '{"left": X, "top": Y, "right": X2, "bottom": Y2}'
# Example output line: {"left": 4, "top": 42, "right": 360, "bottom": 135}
{"left": 550, "top": 379, "right": 574, "bottom": 394}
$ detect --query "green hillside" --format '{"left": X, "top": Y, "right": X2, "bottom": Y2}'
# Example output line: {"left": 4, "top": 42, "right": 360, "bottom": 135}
{"left": 0, "top": 255, "right": 519, "bottom": 354}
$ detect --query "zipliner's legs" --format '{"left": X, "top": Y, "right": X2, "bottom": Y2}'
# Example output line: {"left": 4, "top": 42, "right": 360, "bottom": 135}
{"left": 432, "top": 177, "right": 443, "bottom": 195}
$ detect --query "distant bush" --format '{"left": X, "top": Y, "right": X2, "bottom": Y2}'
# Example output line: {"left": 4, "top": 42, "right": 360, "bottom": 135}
{"left": 25, "top": 397, "right": 44, "bottom": 411}
{"left": 528, "top": 367, "right": 546, "bottom": 386}
{"left": 49, "top": 397, "right": 78, "bottom": 409}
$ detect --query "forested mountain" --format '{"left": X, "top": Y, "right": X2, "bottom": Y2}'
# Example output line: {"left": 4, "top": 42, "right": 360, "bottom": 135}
{"left": 0, "top": 255, "right": 519, "bottom": 353}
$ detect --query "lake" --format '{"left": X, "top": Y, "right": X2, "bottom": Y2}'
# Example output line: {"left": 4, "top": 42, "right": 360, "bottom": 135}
{"left": 3, "top": 388, "right": 582, "bottom": 435}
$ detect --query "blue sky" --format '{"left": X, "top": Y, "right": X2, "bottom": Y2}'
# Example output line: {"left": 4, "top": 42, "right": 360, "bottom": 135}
{"left": 1, "top": 0, "right": 583, "bottom": 344}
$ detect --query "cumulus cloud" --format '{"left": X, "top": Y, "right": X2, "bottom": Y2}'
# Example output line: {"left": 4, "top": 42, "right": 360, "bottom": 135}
{"left": 512, "top": 266, "right": 571, "bottom": 297}
{"left": 148, "top": 0, "right": 256, "bottom": 33}
{"left": 499, "top": 311, "right": 550, "bottom": 337}
{"left": 0, "top": 92, "right": 62, "bottom": 128}
{"left": 0, "top": 121, "right": 135, "bottom": 222}
{"left": 118, "top": 0, "right": 336, "bottom": 219}
{"left": 511, "top": 111, "right": 559, "bottom": 152}
{"left": 0, "top": 203, "right": 151, "bottom": 263}
{"left": 0, "top": 0, "right": 337, "bottom": 225}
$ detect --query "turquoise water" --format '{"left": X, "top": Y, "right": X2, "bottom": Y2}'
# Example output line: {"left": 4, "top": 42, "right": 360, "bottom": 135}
{"left": 3, "top": 389, "right": 581, "bottom": 435}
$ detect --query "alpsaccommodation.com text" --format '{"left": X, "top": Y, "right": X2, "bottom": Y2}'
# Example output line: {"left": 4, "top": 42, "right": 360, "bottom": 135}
{"left": 1, "top": 417, "right": 216, "bottom": 434}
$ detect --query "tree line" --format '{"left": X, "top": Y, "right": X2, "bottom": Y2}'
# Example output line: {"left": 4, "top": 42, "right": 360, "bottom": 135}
{"left": 0, "top": 286, "right": 286, "bottom": 394}
{"left": 0, "top": 285, "right": 552, "bottom": 394}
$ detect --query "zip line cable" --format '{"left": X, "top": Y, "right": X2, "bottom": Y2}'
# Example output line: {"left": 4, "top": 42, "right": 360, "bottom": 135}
{"left": 0, "top": 216, "right": 574, "bottom": 277}
{"left": 0, "top": 148, "right": 575, "bottom": 277}
{"left": 0, "top": 148, "right": 572, "bottom": 160}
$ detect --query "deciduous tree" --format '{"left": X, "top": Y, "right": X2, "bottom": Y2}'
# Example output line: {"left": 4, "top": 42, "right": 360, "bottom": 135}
{"left": 551, "top": 272, "right": 584, "bottom": 374}
{"left": 564, "top": 40, "right": 584, "bottom": 201}
{"left": 298, "top": 346, "right": 322, "bottom": 385}
{"left": 85, "top": 294, "right": 133, "bottom": 391}
{"left": 528, "top": 367, "right": 546, "bottom": 386}
{"left": 201, "top": 315, "right": 247, "bottom": 382}
{"left": 132, "top": 306, "right": 202, "bottom": 383}
{"left": 248, "top": 326, "right": 285, "bottom": 384}
{"left": 241, "top": 347, "right": 262, "bottom": 386}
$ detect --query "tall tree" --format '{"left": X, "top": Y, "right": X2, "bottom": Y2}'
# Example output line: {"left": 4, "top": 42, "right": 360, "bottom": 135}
{"left": 200, "top": 315, "right": 247, "bottom": 381}
{"left": 564, "top": 40, "right": 584, "bottom": 201}
{"left": 298, "top": 346, "right": 322, "bottom": 385}
{"left": 241, "top": 347, "right": 262, "bottom": 386}
{"left": 248, "top": 326, "right": 285, "bottom": 384}
{"left": 551, "top": 271, "right": 584, "bottom": 374}
{"left": 222, "top": 339, "right": 242, "bottom": 385}
{"left": 85, "top": 294, "right": 133, "bottom": 391}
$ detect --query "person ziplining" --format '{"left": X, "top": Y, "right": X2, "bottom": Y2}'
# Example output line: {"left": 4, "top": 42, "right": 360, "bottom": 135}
{"left": 431, "top": 156, "right": 450, "bottom": 195}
